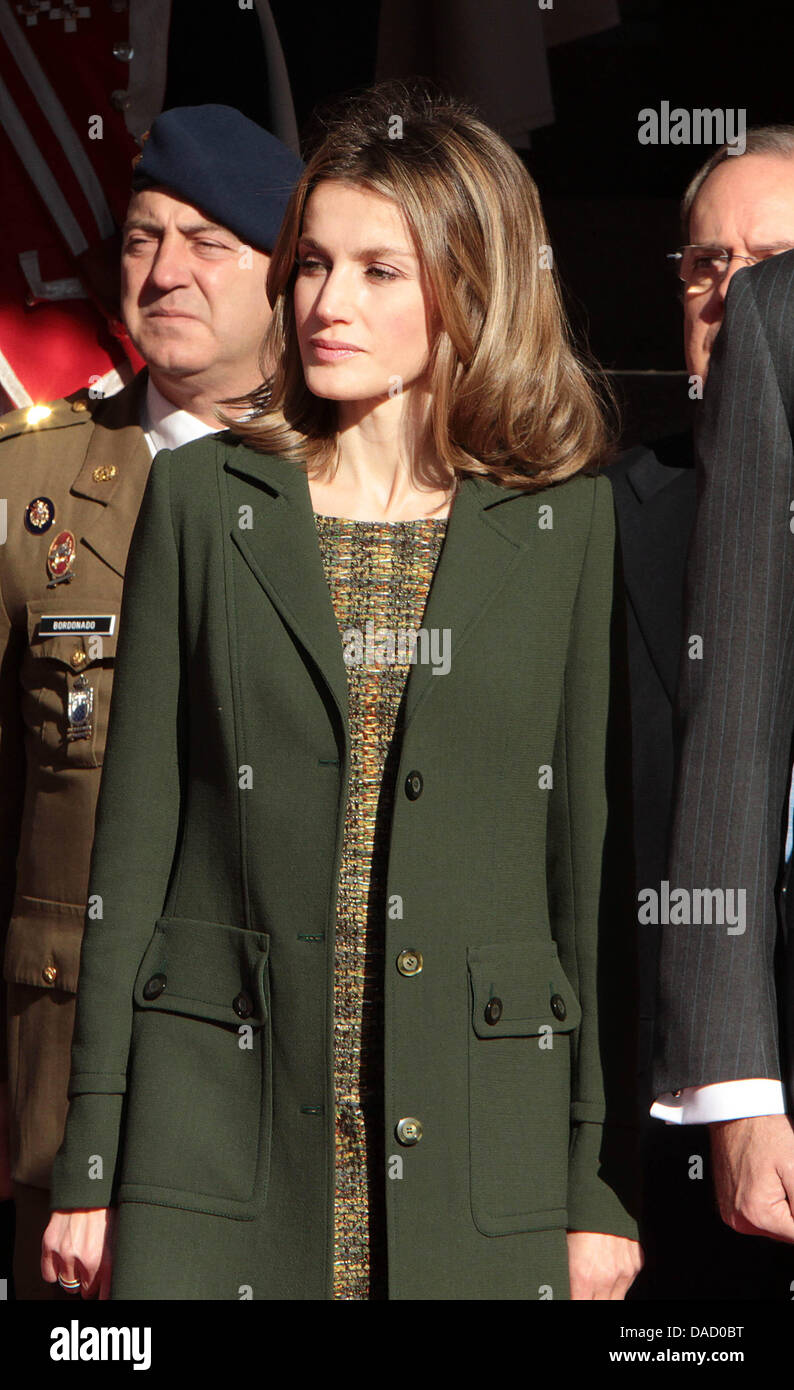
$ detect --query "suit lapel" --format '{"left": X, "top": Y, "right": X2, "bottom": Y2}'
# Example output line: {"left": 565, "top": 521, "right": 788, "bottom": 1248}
{"left": 225, "top": 440, "right": 531, "bottom": 739}
{"left": 613, "top": 442, "right": 696, "bottom": 703}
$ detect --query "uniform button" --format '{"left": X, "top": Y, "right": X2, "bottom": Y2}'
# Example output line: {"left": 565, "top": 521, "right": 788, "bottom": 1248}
{"left": 42, "top": 964, "right": 58, "bottom": 985}
{"left": 233, "top": 992, "right": 253, "bottom": 1018}
{"left": 405, "top": 770, "right": 423, "bottom": 800}
{"left": 71, "top": 648, "right": 87, "bottom": 669}
{"left": 92, "top": 464, "right": 117, "bottom": 482}
{"left": 396, "top": 949, "right": 423, "bottom": 976}
{"left": 395, "top": 1117, "right": 423, "bottom": 1146}
{"left": 113, "top": 41, "right": 134, "bottom": 60}
{"left": 484, "top": 996, "right": 503, "bottom": 1025}
{"left": 111, "top": 89, "right": 131, "bottom": 111}
{"left": 142, "top": 973, "right": 167, "bottom": 1000}
{"left": 71, "top": 400, "right": 88, "bottom": 413}
{"left": 550, "top": 993, "right": 567, "bottom": 1021}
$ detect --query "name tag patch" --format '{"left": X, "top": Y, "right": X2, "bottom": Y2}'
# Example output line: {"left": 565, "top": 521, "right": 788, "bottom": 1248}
{"left": 38, "top": 614, "right": 116, "bottom": 636}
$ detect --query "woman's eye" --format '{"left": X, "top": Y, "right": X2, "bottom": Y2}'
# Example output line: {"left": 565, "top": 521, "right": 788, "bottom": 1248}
{"left": 366, "top": 266, "right": 398, "bottom": 281}
{"left": 296, "top": 257, "right": 324, "bottom": 272}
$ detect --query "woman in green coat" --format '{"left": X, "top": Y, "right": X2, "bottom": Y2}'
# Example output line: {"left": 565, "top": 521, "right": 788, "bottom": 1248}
{"left": 44, "top": 82, "right": 642, "bottom": 1300}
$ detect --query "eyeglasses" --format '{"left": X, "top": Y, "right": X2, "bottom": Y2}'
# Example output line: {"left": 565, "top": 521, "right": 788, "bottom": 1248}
{"left": 668, "top": 244, "right": 791, "bottom": 292}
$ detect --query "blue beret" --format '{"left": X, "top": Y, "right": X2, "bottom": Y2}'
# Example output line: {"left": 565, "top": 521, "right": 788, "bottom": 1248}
{"left": 131, "top": 104, "right": 304, "bottom": 253}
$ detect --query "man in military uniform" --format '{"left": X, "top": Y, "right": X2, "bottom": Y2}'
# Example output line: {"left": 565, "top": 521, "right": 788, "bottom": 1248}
{"left": 0, "top": 103, "right": 303, "bottom": 1298}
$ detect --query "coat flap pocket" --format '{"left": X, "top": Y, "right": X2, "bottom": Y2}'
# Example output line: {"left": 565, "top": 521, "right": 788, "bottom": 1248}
{"left": 133, "top": 916, "right": 270, "bottom": 1028}
{"left": 467, "top": 941, "right": 582, "bottom": 1038}
{"left": 3, "top": 897, "right": 84, "bottom": 992}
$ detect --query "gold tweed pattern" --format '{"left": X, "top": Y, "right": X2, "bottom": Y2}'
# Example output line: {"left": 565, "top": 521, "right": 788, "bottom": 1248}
{"left": 313, "top": 511, "right": 448, "bottom": 1300}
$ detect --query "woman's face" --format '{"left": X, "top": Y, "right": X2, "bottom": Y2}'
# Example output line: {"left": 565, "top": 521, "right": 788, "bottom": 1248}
{"left": 293, "top": 181, "right": 437, "bottom": 406}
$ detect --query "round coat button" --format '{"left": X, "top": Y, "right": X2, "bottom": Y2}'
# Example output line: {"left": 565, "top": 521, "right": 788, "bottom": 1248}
{"left": 142, "top": 973, "right": 167, "bottom": 1000}
{"left": 42, "top": 964, "right": 58, "bottom": 985}
{"left": 233, "top": 992, "right": 253, "bottom": 1018}
{"left": 405, "top": 771, "right": 423, "bottom": 800}
{"left": 395, "top": 1117, "right": 423, "bottom": 1146}
{"left": 550, "top": 994, "right": 567, "bottom": 1021}
{"left": 396, "top": 950, "right": 423, "bottom": 976}
{"left": 484, "top": 996, "right": 503, "bottom": 1025}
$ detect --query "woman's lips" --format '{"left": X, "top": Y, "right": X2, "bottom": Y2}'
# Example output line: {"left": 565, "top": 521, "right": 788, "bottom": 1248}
{"left": 308, "top": 340, "right": 363, "bottom": 360}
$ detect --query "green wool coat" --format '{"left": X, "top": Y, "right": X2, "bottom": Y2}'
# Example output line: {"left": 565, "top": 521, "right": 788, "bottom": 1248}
{"left": 50, "top": 434, "right": 640, "bottom": 1300}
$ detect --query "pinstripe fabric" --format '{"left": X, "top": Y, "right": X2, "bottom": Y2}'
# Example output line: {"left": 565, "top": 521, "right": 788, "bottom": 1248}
{"left": 654, "top": 248, "right": 794, "bottom": 1093}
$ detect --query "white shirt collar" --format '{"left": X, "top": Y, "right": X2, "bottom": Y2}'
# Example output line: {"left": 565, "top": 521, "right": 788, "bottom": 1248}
{"left": 141, "top": 376, "right": 222, "bottom": 458}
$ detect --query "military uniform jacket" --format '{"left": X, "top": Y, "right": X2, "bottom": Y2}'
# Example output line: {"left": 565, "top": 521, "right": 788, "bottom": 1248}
{"left": 50, "top": 435, "right": 640, "bottom": 1299}
{"left": 0, "top": 374, "right": 151, "bottom": 1186}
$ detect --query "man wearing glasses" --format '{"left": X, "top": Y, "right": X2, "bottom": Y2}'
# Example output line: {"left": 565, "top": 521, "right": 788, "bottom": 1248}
{"left": 609, "top": 125, "right": 794, "bottom": 1297}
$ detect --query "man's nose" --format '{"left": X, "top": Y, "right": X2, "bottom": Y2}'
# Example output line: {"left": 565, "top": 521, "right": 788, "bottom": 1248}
{"left": 717, "top": 259, "right": 750, "bottom": 304}
{"left": 147, "top": 235, "right": 191, "bottom": 290}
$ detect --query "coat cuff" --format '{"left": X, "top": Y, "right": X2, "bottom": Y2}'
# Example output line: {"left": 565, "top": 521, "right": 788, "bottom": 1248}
{"left": 566, "top": 1120, "right": 641, "bottom": 1240}
{"left": 49, "top": 1093, "right": 124, "bottom": 1210}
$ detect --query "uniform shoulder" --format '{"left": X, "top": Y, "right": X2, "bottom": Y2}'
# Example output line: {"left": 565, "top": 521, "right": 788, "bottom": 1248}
{"left": 0, "top": 389, "right": 94, "bottom": 444}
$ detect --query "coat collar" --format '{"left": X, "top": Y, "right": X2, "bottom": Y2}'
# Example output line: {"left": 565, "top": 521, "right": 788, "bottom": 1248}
{"left": 223, "top": 438, "right": 536, "bottom": 739}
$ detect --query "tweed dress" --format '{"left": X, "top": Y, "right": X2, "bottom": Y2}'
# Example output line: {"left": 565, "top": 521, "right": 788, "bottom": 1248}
{"left": 313, "top": 511, "right": 448, "bottom": 1300}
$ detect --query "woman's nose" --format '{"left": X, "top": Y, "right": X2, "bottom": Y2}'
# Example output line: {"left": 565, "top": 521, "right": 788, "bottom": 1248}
{"left": 313, "top": 267, "right": 354, "bottom": 322}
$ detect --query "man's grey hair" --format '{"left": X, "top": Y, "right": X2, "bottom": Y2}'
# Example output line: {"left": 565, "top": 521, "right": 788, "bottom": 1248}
{"left": 681, "top": 125, "right": 794, "bottom": 241}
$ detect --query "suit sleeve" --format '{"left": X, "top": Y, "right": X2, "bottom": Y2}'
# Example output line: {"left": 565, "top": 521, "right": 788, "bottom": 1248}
{"left": 654, "top": 264, "right": 794, "bottom": 1095}
{"left": 547, "top": 475, "right": 641, "bottom": 1237}
{"left": 50, "top": 449, "right": 184, "bottom": 1209}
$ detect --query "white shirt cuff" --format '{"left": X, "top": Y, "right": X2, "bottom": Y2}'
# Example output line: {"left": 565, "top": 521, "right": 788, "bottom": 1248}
{"left": 650, "top": 1079, "right": 787, "bottom": 1124}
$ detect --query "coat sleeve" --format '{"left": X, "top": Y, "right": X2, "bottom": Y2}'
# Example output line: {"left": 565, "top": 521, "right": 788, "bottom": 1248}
{"left": 0, "top": 533, "right": 25, "bottom": 1083}
{"left": 546, "top": 474, "right": 641, "bottom": 1238}
{"left": 50, "top": 448, "right": 184, "bottom": 1210}
{"left": 655, "top": 263, "right": 794, "bottom": 1095}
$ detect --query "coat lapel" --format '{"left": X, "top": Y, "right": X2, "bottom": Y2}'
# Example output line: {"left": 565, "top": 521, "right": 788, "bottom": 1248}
{"left": 225, "top": 440, "right": 531, "bottom": 739}
{"left": 612, "top": 439, "right": 696, "bottom": 703}
{"left": 70, "top": 373, "right": 152, "bottom": 578}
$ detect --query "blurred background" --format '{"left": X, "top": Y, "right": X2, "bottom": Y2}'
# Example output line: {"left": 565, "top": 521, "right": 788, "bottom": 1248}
{"left": 2, "top": 0, "right": 790, "bottom": 441}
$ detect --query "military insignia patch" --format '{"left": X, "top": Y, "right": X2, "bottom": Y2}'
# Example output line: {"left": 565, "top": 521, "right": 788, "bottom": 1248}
{"left": 24, "top": 496, "right": 55, "bottom": 534}
{"left": 46, "top": 530, "right": 77, "bottom": 586}
{"left": 67, "top": 674, "right": 93, "bottom": 742}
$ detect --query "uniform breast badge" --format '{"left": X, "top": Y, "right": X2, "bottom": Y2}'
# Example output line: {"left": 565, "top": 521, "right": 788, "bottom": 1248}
{"left": 66, "top": 674, "right": 93, "bottom": 742}
{"left": 24, "top": 496, "right": 55, "bottom": 534}
{"left": 46, "top": 529, "right": 77, "bottom": 586}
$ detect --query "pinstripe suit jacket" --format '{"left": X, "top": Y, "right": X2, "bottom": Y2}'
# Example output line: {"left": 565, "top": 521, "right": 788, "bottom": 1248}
{"left": 654, "top": 248, "right": 794, "bottom": 1095}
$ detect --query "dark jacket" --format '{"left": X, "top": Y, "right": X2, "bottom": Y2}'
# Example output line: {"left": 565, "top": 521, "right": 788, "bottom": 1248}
{"left": 606, "top": 434, "right": 696, "bottom": 1073}
{"left": 656, "top": 249, "right": 794, "bottom": 1097}
{"left": 51, "top": 436, "right": 640, "bottom": 1299}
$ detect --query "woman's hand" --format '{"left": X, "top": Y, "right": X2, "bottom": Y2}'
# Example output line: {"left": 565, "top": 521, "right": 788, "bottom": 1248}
{"left": 566, "top": 1231, "right": 643, "bottom": 1300}
{"left": 41, "top": 1207, "right": 115, "bottom": 1299}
